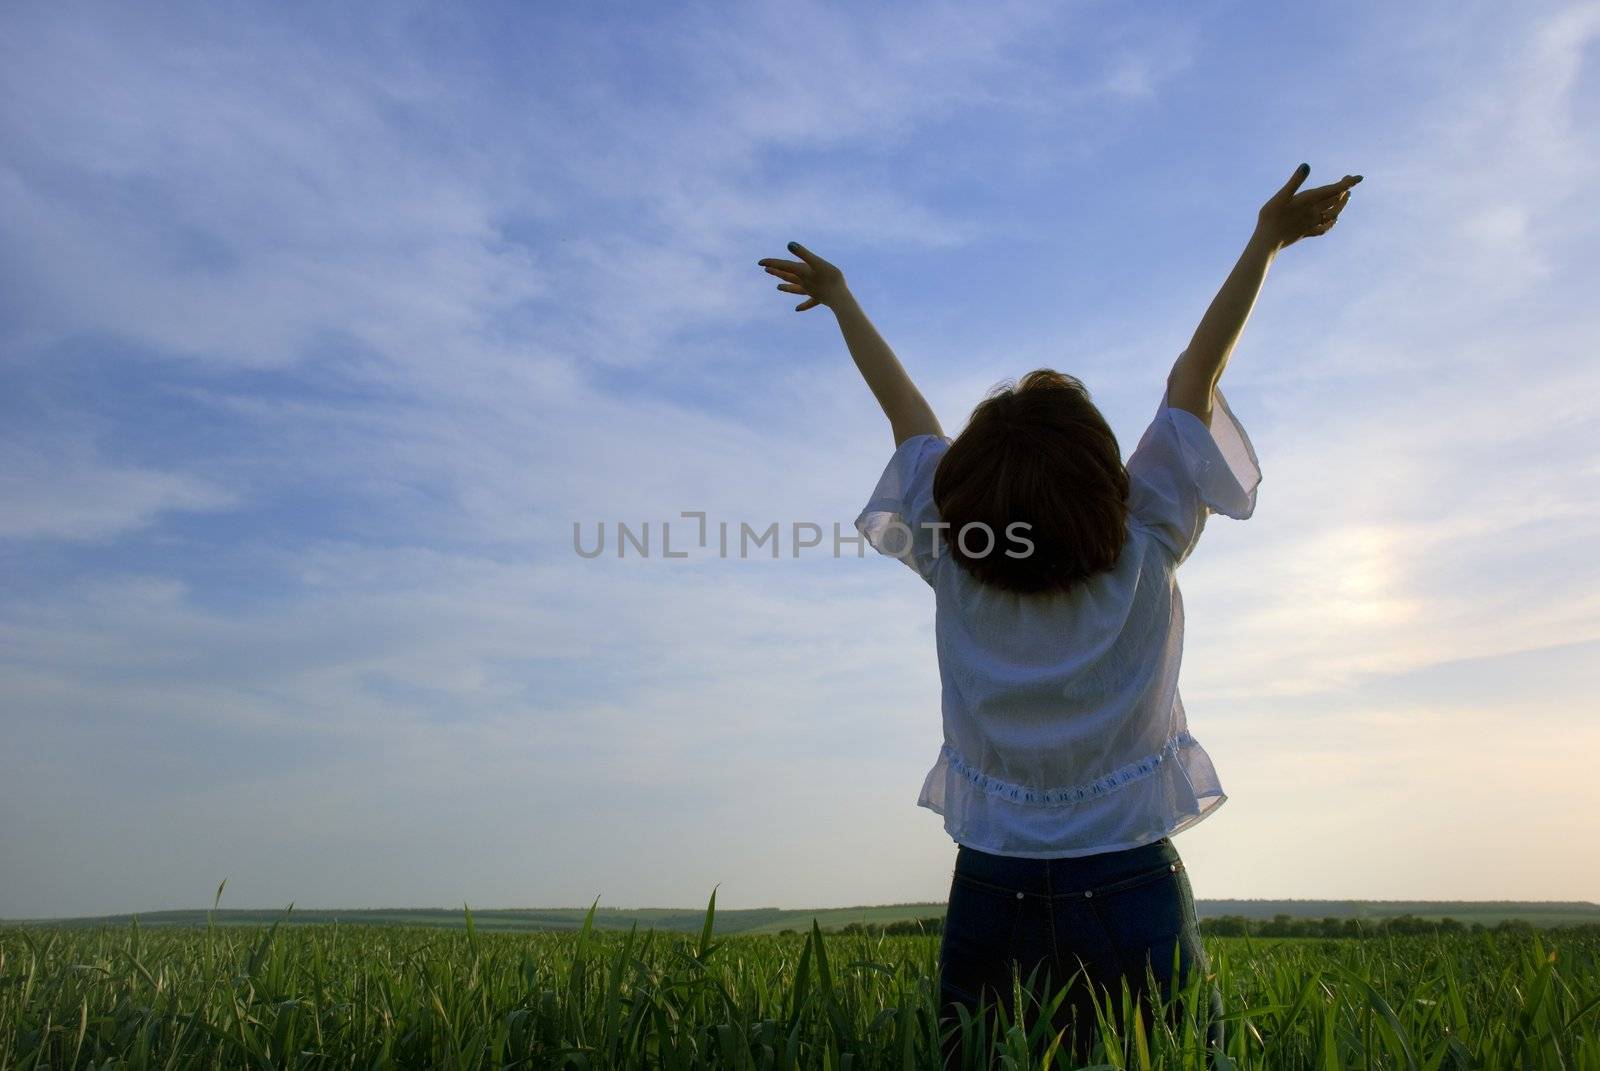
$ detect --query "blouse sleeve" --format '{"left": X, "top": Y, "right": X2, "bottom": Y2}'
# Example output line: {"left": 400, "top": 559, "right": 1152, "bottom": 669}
{"left": 1125, "top": 379, "right": 1262, "bottom": 566}
{"left": 854, "top": 433, "right": 954, "bottom": 586}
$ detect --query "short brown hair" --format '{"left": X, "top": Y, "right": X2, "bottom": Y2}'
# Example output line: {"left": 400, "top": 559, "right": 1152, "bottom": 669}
{"left": 931, "top": 370, "right": 1129, "bottom": 595}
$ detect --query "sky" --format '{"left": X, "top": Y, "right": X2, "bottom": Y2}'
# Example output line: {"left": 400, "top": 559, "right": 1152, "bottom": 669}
{"left": 2, "top": 0, "right": 1598, "bottom": 920}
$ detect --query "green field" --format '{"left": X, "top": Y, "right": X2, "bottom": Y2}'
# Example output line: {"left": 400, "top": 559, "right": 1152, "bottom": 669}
{"left": 4, "top": 893, "right": 1598, "bottom": 1068}
{"left": 11, "top": 898, "right": 1599, "bottom": 936}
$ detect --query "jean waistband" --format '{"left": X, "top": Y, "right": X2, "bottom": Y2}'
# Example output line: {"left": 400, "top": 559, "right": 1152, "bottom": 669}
{"left": 954, "top": 837, "right": 1181, "bottom": 899}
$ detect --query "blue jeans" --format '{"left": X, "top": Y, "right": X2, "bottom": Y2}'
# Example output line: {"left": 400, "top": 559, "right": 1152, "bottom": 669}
{"left": 937, "top": 836, "right": 1224, "bottom": 1067}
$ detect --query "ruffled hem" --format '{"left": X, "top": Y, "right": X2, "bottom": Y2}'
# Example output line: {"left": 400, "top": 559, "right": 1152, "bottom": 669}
{"left": 936, "top": 731, "right": 1199, "bottom": 808}
{"left": 1166, "top": 383, "right": 1261, "bottom": 521}
{"left": 854, "top": 499, "right": 918, "bottom": 560}
{"left": 852, "top": 434, "right": 953, "bottom": 582}
{"left": 918, "top": 732, "right": 1228, "bottom": 857}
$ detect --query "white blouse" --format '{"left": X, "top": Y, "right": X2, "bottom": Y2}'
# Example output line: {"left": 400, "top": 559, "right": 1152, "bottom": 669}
{"left": 855, "top": 376, "right": 1262, "bottom": 858}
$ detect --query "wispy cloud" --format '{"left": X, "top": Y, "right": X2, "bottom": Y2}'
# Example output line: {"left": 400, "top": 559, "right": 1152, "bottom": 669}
{"left": 0, "top": 436, "right": 233, "bottom": 541}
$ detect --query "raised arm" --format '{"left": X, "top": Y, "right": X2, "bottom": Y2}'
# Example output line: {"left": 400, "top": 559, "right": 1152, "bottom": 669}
{"left": 758, "top": 241, "right": 943, "bottom": 446}
{"left": 829, "top": 287, "right": 943, "bottom": 446}
{"left": 1167, "top": 163, "right": 1363, "bottom": 427}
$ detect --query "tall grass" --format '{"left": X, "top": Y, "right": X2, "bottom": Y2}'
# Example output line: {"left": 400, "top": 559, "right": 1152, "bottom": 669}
{"left": 3, "top": 888, "right": 1597, "bottom": 1068}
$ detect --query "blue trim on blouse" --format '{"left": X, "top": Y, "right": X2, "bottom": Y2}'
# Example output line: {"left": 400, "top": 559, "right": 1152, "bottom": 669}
{"left": 938, "top": 731, "right": 1200, "bottom": 808}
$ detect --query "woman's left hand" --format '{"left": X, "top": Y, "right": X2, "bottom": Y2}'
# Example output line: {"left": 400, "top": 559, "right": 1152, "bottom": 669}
{"left": 1256, "top": 164, "right": 1362, "bottom": 251}
{"left": 757, "top": 241, "right": 850, "bottom": 312}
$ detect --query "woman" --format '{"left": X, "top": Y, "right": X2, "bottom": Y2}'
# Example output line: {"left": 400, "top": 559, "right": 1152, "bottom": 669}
{"left": 759, "top": 162, "right": 1361, "bottom": 1066}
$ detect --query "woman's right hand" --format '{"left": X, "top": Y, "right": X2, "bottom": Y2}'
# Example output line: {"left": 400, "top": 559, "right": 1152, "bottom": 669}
{"left": 1256, "top": 163, "right": 1362, "bottom": 251}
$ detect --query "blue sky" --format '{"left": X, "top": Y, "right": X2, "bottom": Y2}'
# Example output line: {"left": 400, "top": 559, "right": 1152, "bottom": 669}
{"left": 3, "top": 0, "right": 1599, "bottom": 919}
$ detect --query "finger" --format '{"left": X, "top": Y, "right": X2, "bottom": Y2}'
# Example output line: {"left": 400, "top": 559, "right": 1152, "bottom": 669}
{"left": 1317, "top": 191, "right": 1349, "bottom": 218}
{"left": 763, "top": 265, "right": 801, "bottom": 281}
{"left": 796, "top": 297, "right": 820, "bottom": 311}
{"left": 758, "top": 258, "right": 808, "bottom": 273}
{"left": 1295, "top": 175, "right": 1361, "bottom": 205}
{"left": 1294, "top": 185, "right": 1344, "bottom": 206}
{"left": 776, "top": 283, "right": 807, "bottom": 293}
{"left": 787, "top": 241, "right": 822, "bottom": 267}
{"left": 1276, "top": 163, "right": 1310, "bottom": 199}
{"left": 1319, "top": 176, "right": 1361, "bottom": 199}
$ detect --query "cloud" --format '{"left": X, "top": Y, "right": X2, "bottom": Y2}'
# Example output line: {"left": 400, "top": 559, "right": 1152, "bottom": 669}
{"left": 1161, "top": 0, "right": 1600, "bottom": 706}
{"left": 2, "top": 1, "right": 1598, "bottom": 917}
{"left": 0, "top": 437, "right": 234, "bottom": 541}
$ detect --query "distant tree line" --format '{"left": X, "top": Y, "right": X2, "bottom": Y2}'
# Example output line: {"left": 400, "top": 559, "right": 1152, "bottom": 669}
{"left": 775, "top": 916, "right": 1600, "bottom": 939}
{"left": 1198, "top": 914, "right": 1548, "bottom": 938}
{"left": 778, "top": 919, "right": 947, "bottom": 938}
